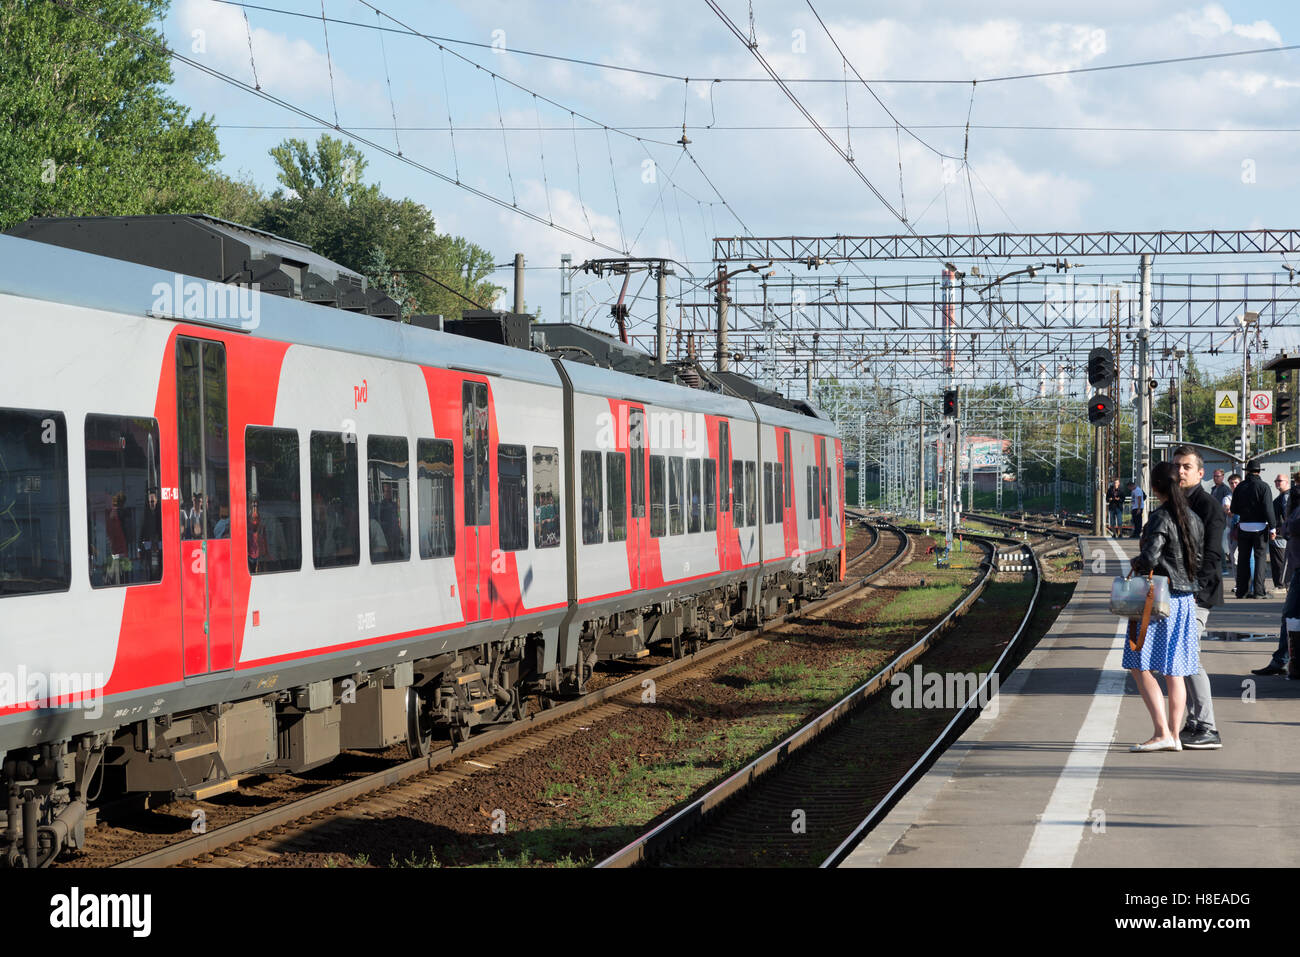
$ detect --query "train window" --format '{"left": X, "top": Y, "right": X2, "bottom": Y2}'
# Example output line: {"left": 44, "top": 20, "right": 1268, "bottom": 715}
{"left": 606, "top": 451, "right": 626, "bottom": 543}
{"left": 764, "top": 463, "right": 774, "bottom": 525}
{"left": 417, "top": 439, "right": 455, "bottom": 558}
{"left": 177, "top": 338, "right": 230, "bottom": 541}
{"left": 462, "top": 382, "right": 490, "bottom": 526}
{"left": 310, "top": 431, "right": 360, "bottom": 569}
{"left": 669, "top": 457, "right": 684, "bottom": 535}
{"left": 806, "top": 467, "right": 813, "bottom": 520}
{"left": 245, "top": 427, "right": 302, "bottom": 574}
{"left": 718, "top": 421, "right": 730, "bottom": 512}
{"left": 629, "top": 408, "right": 645, "bottom": 519}
{"left": 687, "top": 459, "right": 701, "bottom": 533}
{"left": 649, "top": 455, "right": 666, "bottom": 538}
{"left": 814, "top": 466, "right": 821, "bottom": 519}
{"left": 85, "top": 414, "right": 162, "bottom": 588}
{"left": 824, "top": 453, "right": 832, "bottom": 511}
{"left": 581, "top": 451, "right": 603, "bottom": 545}
{"left": 731, "top": 460, "right": 744, "bottom": 528}
{"left": 498, "top": 444, "right": 528, "bottom": 551}
{"left": 703, "top": 459, "right": 717, "bottom": 531}
{"left": 774, "top": 462, "right": 784, "bottom": 517}
{"left": 783, "top": 432, "right": 793, "bottom": 502}
{"left": 1, "top": 409, "right": 71, "bottom": 597}
{"left": 367, "top": 435, "right": 410, "bottom": 564}
{"left": 744, "top": 461, "right": 756, "bottom": 528}
{"left": 533, "top": 446, "right": 560, "bottom": 549}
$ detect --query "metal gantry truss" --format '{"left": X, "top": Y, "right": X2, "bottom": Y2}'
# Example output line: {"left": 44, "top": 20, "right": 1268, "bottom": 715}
{"left": 643, "top": 270, "right": 1300, "bottom": 390}
{"left": 713, "top": 229, "right": 1300, "bottom": 264}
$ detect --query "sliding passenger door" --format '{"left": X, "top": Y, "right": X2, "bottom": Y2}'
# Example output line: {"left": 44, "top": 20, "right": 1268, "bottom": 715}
{"left": 628, "top": 405, "right": 647, "bottom": 592}
{"left": 177, "top": 336, "right": 234, "bottom": 676}
{"left": 461, "top": 379, "right": 491, "bottom": 622}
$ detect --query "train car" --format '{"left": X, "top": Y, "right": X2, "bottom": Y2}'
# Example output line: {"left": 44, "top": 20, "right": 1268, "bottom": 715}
{"left": 0, "top": 216, "right": 842, "bottom": 866}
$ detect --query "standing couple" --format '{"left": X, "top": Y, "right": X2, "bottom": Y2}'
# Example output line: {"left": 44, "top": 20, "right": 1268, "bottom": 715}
{"left": 1122, "top": 447, "right": 1224, "bottom": 752}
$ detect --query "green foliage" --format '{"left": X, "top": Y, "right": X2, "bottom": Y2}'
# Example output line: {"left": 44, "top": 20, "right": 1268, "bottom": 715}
{"left": 252, "top": 134, "right": 501, "bottom": 320}
{"left": 0, "top": 0, "right": 220, "bottom": 229}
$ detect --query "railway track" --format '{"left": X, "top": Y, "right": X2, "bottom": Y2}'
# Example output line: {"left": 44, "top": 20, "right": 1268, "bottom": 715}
{"left": 89, "top": 522, "right": 909, "bottom": 868}
{"left": 596, "top": 525, "right": 1047, "bottom": 869}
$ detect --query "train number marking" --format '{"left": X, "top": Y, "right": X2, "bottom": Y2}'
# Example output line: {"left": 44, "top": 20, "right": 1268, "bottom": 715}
{"left": 357, "top": 611, "right": 377, "bottom": 631}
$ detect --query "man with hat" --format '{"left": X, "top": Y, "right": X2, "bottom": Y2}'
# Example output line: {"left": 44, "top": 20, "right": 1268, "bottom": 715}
{"left": 1230, "top": 460, "right": 1277, "bottom": 599}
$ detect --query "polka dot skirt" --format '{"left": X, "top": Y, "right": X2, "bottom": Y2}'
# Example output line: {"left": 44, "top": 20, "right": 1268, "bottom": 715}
{"left": 1122, "top": 591, "right": 1200, "bottom": 676}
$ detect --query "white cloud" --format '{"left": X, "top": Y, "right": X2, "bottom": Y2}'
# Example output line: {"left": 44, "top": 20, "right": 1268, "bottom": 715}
{"left": 1178, "top": 4, "right": 1282, "bottom": 45}
{"left": 174, "top": 0, "right": 377, "bottom": 104}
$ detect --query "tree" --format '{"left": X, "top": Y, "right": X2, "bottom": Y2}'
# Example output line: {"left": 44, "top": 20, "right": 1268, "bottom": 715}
{"left": 254, "top": 135, "right": 500, "bottom": 319}
{"left": 0, "top": 0, "right": 221, "bottom": 230}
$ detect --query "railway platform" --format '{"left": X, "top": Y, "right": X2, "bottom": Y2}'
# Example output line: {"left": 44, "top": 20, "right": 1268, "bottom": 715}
{"left": 841, "top": 536, "right": 1300, "bottom": 868}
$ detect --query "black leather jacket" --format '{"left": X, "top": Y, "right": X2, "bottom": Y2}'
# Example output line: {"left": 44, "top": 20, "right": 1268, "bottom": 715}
{"left": 1132, "top": 505, "right": 1203, "bottom": 594}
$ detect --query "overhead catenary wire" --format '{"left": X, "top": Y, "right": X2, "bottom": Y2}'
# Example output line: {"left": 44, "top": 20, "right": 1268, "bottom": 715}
{"left": 50, "top": 0, "right": 630, "bottom": 254}
{"left": 209, "top": 2, "right": 1300, "bottom": 87}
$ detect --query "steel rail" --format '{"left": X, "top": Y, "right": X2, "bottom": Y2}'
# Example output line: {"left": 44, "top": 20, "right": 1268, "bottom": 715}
{"left": 820, "top": 535, "right": 1045, "bottom": 867}
{"left": 111, "top": 524, "right": 907, "bottom": 868}
{"left": 595, "top": 527, "right": 1028, "bottom": 868}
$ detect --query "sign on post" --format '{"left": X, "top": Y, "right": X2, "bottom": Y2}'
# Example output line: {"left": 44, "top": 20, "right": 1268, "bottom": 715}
{"left": 1215, "top": 391, "right": 1238, "bottom": 425}
{"left": 1249, "top": 390, "right": 1273, "bottom": 424}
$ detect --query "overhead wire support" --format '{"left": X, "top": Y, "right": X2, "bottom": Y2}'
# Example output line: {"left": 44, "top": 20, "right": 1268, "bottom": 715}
{"left": 319, "top": 0, "right": 339, "bottom": 127}
{"left": 241, "top": 8, "right": 260, "bottom": 89}
{"left": 493, "top": 75, "right": 516, "bottom": 204}
{"left": 375, "top": 8, "right": 401, "bottom": 154}
{"left": 438, "top": 44, "right": 460, "bottom": 182}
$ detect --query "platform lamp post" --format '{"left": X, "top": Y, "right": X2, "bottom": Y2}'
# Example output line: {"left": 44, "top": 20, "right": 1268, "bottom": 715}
{"left": 1238, "top": 311, "right": 1259, "bottom": 464}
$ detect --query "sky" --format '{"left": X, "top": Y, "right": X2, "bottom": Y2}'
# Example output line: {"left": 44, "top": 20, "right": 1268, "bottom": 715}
{"left": 159, "top": 0, "right": 1300, "bottom": 368}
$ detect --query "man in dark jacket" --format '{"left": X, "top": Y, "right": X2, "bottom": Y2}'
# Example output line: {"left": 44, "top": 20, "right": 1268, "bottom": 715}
{"left": 1173, "top": 446, "right": 1225, "bottom": 749}
{"left": 1271, "top": 474, "right": 1290, "bottom": 588}
{"left": 1230, "top": 460, "right": 1277, "bottom": 599}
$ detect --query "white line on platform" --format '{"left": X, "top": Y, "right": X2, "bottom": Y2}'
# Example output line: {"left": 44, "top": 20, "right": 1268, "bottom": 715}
{"left": 1021, "top": 540, "right": 1129, "bottom": 868}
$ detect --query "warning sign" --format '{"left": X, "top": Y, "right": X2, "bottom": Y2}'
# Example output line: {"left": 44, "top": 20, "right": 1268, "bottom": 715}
{"left": 1215, "top": 391, "right": 1237, "bottom": 425}
{"left": 1250, "top": 390, "right": 1273, "bottom": 425}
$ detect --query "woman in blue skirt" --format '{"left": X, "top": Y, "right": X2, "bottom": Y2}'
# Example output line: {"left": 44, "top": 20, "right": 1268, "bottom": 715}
{"left": 1124, "top": 461, "right": 1204, "bottom": 752}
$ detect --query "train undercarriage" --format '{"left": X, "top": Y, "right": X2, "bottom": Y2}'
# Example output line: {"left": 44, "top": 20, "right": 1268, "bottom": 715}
{"left": 0, "top": 555, "right": 838, "bottom": 867}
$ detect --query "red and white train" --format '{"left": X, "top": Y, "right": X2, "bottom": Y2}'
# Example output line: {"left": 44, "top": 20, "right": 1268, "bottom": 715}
{"left": 0, "top": 216, "right": 843, "bottom": 866}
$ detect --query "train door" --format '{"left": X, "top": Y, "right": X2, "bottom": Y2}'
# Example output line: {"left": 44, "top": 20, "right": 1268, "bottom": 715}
{"left": 462, "top": 380, "right": 491, "bottom": 621}
{"left": 177, "top": 336, "right": 234, "bottom": 676}
{"left": 719, "top": 419, "right": 732, "bottom": 570}
{"left": 628, "top": 405, "right": 647, "bottom": 591}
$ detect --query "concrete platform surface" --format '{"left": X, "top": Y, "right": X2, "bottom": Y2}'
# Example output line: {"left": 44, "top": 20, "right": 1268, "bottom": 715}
{"left": 842, "top": 536, "right": 1300, "bottom": 868}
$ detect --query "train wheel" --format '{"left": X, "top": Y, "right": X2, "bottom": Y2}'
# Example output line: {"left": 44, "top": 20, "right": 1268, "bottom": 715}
{"left": 405, "top": 687, "right": 434, "bottom": 760}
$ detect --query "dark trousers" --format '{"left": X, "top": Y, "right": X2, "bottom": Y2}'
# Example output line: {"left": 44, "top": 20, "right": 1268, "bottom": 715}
{"left": 1131, "top": 509, "right": 1143, "bottom": 538}
{"left": 1236, "top": 529, "right": 1269, "bottom": 598}
{"left": 1272, "top": 574, "right": 1300, "bottom": 667}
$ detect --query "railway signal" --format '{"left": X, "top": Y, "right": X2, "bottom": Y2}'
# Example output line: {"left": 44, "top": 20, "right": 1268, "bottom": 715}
{"left": 943, "top": 388, "right": 957, "bottom": 417}
{"left": 1087, "top": 347, "right": 1116, "bottom": 387}
{"left": 1087, "top": 394, "right": 1116, "bottom": 426}
{"left": 1278, "top": 394, "right": 1294, "bottom": 422}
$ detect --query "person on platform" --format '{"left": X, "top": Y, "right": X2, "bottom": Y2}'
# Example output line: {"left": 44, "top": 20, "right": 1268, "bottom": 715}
{"left": 1252, "top": 473, "right": 1300, "bottom": 679}
{"left": 1225, "top": 473, "right": 1242, "bottom": 571}
{"left": 1229, "top": 461, "right": 1276, "bottom": 599}
{"left": 1129, "top": 480, "right": 1146, "bottom": 538}
{"left": 1172, "top": 446, "right": 1225, "bottom": 749}
{"left": 1124, "top": 461, "right": 1204, "bottom": 753}
{"left": 1107, "top": 479, "right": 1124, "bottom": 537}
{"left": 1270, "top": 474, "right": 1291, "bottom": 588}
{"left": 1210, "top": 469, "right": 1231, "bottom": 508}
